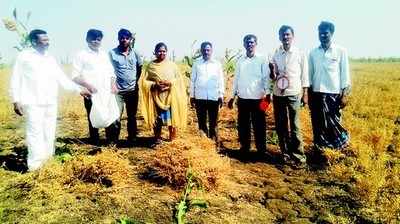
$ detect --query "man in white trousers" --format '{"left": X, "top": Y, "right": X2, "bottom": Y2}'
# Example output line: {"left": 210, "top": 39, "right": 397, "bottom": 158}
{"left": 10, "top": 29, "right": 91, "bottom": 171}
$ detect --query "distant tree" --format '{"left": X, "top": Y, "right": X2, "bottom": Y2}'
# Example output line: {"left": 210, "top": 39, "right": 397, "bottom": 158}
{"left": 2, "top": 8, "right": 31, "bottom": 51}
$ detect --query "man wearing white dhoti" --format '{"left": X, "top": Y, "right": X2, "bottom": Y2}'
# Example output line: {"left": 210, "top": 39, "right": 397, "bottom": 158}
{"left": 10, "top": 29, "right": 90, "bottom": 171}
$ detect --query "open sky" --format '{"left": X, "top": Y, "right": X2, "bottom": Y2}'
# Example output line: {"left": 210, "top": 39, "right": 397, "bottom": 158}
{"left": 0, "top": 0, "right": 399, "bottom": 63}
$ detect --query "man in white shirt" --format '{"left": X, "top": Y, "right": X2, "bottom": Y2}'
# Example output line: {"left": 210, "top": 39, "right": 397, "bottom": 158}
{"left": 228, "top": 34, "right": 270, "bottom": 156}
{"left": 72, "top": 29, "right": 119, "bottom": 145}
{"left": 270, "top": 25, "right": 308, "bottom": 166}
{"left": 10, "top": 29, "right": 90, "bottom": 171}
{"left": 190, "top": 42, "right": 224, "bottom": 142}
{"left": 308, "top": 21, "right": 351, "bottom": 150}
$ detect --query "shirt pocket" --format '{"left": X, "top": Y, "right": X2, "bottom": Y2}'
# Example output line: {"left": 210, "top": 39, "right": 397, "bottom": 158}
{"left": 325, "top": 55, "right": 339, "bottom": 73}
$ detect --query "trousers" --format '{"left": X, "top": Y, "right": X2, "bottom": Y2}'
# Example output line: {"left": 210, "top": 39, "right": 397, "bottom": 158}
{"left": 115, "top": 90, "right": 139, "bottom": 140}
{"left": 194, "top": 99, "right": 219, "bottom": 140}
{"left": 273, "top": 95, "right": 305, "bottom": 162}
{"left": 237, "top": 98, "right": 266, "bottom": 152}
{"left": 24, "top": 104, "right": 57, "bottom": 171}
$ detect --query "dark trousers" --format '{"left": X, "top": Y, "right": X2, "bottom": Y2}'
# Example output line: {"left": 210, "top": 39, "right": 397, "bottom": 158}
{"left": 273, "top": 95, "right": 305, "bottom": 161}
{"left": 309, "top": 91, "right": 349, "bottom": 149}
{"left": 194, "top": 99, "right": 219, "bottom": 140}
{"left": 237, "top": 98, "right": 266, "bottom": 152}
{"left": 116, "top": 90, "right": 139, "bottom": 140}
{"left": 84, "top": 98, "right": 119, "bottom": 142}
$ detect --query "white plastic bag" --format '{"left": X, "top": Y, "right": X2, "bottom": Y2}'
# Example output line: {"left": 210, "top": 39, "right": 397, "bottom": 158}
{"left": 89, "top": 90, "right": 119, "bottom": 128}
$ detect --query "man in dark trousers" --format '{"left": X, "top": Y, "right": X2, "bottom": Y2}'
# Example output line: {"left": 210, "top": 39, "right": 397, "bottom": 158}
{"left": 190, "top": 41, "right": 224, "bottom": 143}
{"left": 72, "top": 29, "right": 119, "bottom": 145}
{"left": 109, "top": 29, "right": 143, "bottom": 145}
{"left": 228, "top": 34, "right": 270, "bottom": 157}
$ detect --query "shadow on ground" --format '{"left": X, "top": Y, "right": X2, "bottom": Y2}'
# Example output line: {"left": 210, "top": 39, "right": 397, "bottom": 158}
{"left": 0, "top": 146, "right": 28, "bottom": 173}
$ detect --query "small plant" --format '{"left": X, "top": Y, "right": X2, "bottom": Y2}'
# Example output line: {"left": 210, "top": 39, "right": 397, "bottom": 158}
{"left": 182, "top": 40, "right": 202, "bottom": 78}
{"left": 2, "top": 8, "right": 31, "bottom": 51}
{"left": 223, "top": 48, "right": 241, "bottom": 75}
{"left": 267, "top": 130, "right": 279, "bottom": 145}
{"left": 116, "top": 217, "right": 142, "bottom": 224}
{"left": 55, "top": 153, "right": 72, "bottom": 163}
{"left": 54, "top": 143, "right": 73, "bottom": 163}
{"left": 174, "top": 167, "right": 208, "bottom": 224}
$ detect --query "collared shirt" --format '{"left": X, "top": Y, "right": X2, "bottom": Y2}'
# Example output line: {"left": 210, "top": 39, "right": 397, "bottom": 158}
{"left": 232, "top": 53, "right": 270, "bottom": 99}
{"left": 72, "top": 47, "right": 115, "bottom": 90}
{"left": 109, "top": 47, "right": 143, "bottom": 92}
{"left": 272, "top": 45, "right": 309, "bottom": 96}
{"left": 190, "top": 58, "right": 224, "bottom": 101}
{"left": 10, "top": 48, "right": 81, "bottom": 105}
{"left": 308, "top": 44, "right": 350, "bottom": 94}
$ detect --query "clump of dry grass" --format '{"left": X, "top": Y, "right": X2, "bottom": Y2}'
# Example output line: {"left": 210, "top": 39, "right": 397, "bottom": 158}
{"left": 148, "top": 135, "right": 230, "bottom": 190}
{"left": 62, "top": 150, "right": 134, "bottom": 190}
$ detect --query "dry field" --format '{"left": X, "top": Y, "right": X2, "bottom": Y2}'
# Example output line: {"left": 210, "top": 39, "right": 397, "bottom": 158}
{"left": 0, "top": 62, "right": 400, "bottom": 223}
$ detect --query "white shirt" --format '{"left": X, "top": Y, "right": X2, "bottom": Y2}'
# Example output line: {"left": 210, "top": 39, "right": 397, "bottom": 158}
{"left": 272, "top": 46, "right": 309, "bottom": 96}
{"left": 72, "top": 47, "right": 115, "bottom": 91}
{"left": 232, "top": 53, "right": 270, "bottom": 99}
{"left": 10, "top": 48, "right": 81, "bottom": 105}
{"left": 190, "top": 58, "right": 224, "bottom": 101}
{"left": 308, "top": 44, "right": 350, "bottom": 94}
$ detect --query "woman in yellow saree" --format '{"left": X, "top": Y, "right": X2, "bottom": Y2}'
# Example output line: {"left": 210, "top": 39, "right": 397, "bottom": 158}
{"left": 138, "top": 42, "right": 187, "bottom": 143}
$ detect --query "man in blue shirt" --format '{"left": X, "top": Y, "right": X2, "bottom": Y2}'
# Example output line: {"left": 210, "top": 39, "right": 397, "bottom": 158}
{"left": 109, "top": 29, "right": 143, "bottom": 144}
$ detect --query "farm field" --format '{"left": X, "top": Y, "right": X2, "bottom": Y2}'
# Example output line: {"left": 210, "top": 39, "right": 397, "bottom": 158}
{"left": 0, "top": 62, "right": 400, "bottom": 223}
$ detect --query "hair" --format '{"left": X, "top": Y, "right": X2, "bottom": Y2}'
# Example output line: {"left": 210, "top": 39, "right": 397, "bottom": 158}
{"left": 154, "top": 42, "right": 168, "bottom": 52}
{"left": 29, "top": 29, "right": 47, "bottom": 44}
{"left": 318, "top": 21, "right": 335, "bottom": 34}
{"left": 86, "top": 29, "right": 103, "bottom": 41}
{"left": 243, "top": 34, "right": 257, "bottom": 43}
{"left": 279, "top": 25, "right": 294, "bottom": 37}
{"left": 200, "top": 41, "right": 212, "bottom": 50}
{"left": 118, "top": 28, "right": 133, "bottom": 39}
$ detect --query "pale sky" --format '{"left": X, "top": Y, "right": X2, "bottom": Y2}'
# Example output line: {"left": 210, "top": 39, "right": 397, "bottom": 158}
{"left": 0, "top": 0, "right": 399, "bottom": 63}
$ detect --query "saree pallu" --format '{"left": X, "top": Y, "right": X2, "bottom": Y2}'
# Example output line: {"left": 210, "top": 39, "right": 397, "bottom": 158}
{"left": 138, "top": 60, "right": 188, "bottom": 129}
{"left": 309, "top": 92, "right": 349, "bottom": 149}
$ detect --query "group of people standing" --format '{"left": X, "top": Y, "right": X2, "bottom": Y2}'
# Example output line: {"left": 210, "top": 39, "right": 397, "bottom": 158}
{"left": 191, "top": 21, "right": 350, "bottom": 168}
{"left": 227, "top": 21, "right": 350, "bottom": 167}
{"left": 9, "top": 20, "right": 350, "bottom": 171}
